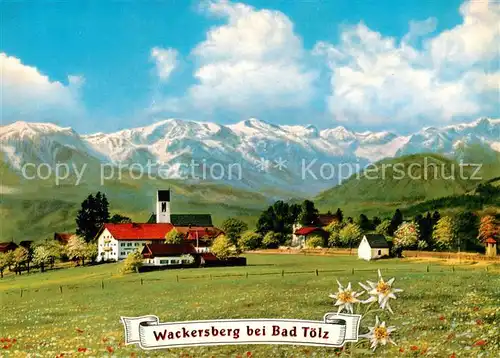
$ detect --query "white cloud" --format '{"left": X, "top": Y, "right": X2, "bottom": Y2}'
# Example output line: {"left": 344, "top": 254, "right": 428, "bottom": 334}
{"left": 186, "top": 0, "right": 316, "bottom": 112}
{"left": 0, "top": 53, "right": 84, "bottom": 120}
{"left": 151, "top": 47, "right": 178, "bottom": 81}
{"left": 315, "top": 0, "right": 499, "bottom": 129}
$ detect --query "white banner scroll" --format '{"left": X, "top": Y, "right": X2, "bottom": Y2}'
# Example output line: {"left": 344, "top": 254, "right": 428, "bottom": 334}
{"left": 121, "top": 314, "right": 361, "bottom": 350}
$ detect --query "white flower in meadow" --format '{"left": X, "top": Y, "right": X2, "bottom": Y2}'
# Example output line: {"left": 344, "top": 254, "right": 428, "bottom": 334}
{"left": 361, "top": 316, "right": 397, "bottom": 351}
{"left": 329, "top": 280, "right": 364, "bottom": 313}
{"left": 359, "top": 270, "right": 403, "bottom": 313}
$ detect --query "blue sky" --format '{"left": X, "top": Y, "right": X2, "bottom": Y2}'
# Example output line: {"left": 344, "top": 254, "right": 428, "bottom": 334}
{"left": 1, "top": 0, "right": 498, "bottom": 133}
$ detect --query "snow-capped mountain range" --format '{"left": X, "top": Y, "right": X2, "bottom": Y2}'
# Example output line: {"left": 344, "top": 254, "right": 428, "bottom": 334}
{"left": 1, "top": 117, "right": 499, "bottom": 194}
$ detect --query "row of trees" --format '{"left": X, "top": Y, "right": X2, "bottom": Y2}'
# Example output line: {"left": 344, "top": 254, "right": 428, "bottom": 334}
{"left": 0, "top": 236, "right": 98, "bottom": 278}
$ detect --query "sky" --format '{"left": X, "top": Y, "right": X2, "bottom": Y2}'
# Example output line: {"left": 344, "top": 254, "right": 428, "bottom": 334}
{"left": 1, "top": 0, "right": 498, "bottom": 134}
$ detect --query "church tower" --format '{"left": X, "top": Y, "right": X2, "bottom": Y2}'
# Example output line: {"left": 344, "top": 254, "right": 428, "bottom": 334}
{"left": 156, "top": 190, "right": 171, "bottom": 223}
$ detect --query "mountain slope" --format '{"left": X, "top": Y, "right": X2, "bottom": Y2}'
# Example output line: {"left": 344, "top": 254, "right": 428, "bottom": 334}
{"left": 2, "top": 117, "right": 498, "bottom": 195}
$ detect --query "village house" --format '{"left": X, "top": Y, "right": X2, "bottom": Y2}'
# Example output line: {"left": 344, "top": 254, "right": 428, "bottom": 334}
{"left": 54, "top": 233, "right": 73, "bottom": 245}
{"left": 0, "top": 241, "right": 18, "bottom": 253}
{"left": 292, "top": 214, "right": 338, "bottom": 247}
{"left": 96, "top": 190, "right": 221, "bottom": 262}
{"left": 485, "top": 238, "right": 497, "bottom": 257}
{"left": 142, "top": 243, "right": 198, "bottom": 267}
{"left": 357, "top": 234, "right": 390, "bottom": 261}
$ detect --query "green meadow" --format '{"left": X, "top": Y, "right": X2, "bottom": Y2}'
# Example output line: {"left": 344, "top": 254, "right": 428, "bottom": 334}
{"left": 1, "top": 254, "right": 499, "bottom": 357}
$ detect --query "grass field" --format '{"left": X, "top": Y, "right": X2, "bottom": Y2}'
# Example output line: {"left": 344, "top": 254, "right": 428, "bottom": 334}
{"left": 1, "top": 254, "right": 499, "bottom": 357}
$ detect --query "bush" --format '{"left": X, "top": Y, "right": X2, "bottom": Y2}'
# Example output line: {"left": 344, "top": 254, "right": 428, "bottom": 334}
{"left": 211, "top": 235, "right": 234, "bottom": 260}
{"left": 306, "top": 235, "right": 325, "bottom": 248}
{"left": 262, "top": 232, "right": 281, "bottom": 248}
{"left": 121, "top": 251, "right": 143, "bottom": 274}
{"left": 328, "top": 231, "right": 341, "bottom": 247}
{"left": 165, "top": 229, "right": 184, "bottom": 244}
{"left": 238, "top": 231, "right": 261, "bottom": 251}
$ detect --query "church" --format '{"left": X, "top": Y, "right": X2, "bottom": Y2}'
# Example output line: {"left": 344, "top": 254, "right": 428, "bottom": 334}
{"left": 96, "top": 190, "right": 222, "bottom": 262}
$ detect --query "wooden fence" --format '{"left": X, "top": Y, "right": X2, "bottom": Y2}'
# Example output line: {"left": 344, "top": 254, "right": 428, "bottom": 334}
{"left": 4, "top": 263, "right": 497, "bottom": 299}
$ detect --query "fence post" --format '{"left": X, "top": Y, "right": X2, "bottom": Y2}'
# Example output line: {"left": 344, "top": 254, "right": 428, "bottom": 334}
{"left": 20, "top": 289, "right": 23, "bottom": 298}
{"left": 351, "top": 268, "right": 355, "bottom": 275}
{"left": 315, "top": 269, "right": 319, "bottom": 276}
{"left": 176, "top": 275, "right": 179, "bottom": 283}
{"left": 486, "top": 266, "right": 489, "bottom": 272}
{"left": 141, "top": 278, "right": 143, "bottom": 285}
{"left": 101, "top": 280, "right": 104, "bottom": 289}
{"left": 426, "top": 265, "right": 429, "bottom": 272}
{"left": 246, "top": 272, "right": 249, "bottom": 279}
{"left": 452, "top": 266, "right": 454, "bottom": 272}
{"left": 210, "top": 274, "right": 212, "bottom": 280}
{"left": 59, "top": 285, "right": 63, "bottom": 294}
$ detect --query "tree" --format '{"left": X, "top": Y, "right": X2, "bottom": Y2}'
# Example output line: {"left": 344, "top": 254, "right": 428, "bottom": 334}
{"left": 325, "top": 220, "right": 343, "bottom": 234}
{"left": 13, "top": 247, "right": 29, "bottom": 275}
{"left": 43, "top": 240, "right": 62, "bottom": 269}
{"left": 76, "top": 192, "right": 111, "bottom": 242}
{"left": 357, "top": 214, "right": 372, "bottom": 231}
{"left": 221, "top": 218, "right": 248, "bottom": 246}
{"left": 165, "top": 229, "right": 185, "bottom": 244}
{"left": 110, "top": 214, "right": 132, "bottom": 223}
{"left": 0, "top": 253, "right": 8, "bottom": 278}
{"left": 67, "top": 235, "right": 88, "bottom": 265}
{"left": 211, "top": 235, "right": 234, "bottom": 260}
{"left": 33, "top": 245, "right": 51, "bottom": 273}
{"left": 393, "top": 222, "right": 419, "bottom": 250}
{"left": 5, "top": 251, "right": 14, "bottom": 271}
{"left": 238, "top": 231, "right": 261, "bottom": 251}
{"left": 306, "top": 234, "right": 325, "bottom": 248}
{"left": 328, "top": 231, "right": 341, "bottom": 247}
{"left": 372, "top": 216, "right": 382, "bottom": 228}
{"left": 262, "top": 232, "right": 282, "bottom": 249}
{"left": 333, "top": 208, "right": 344, "bottom": 223}
{"left": 121, "top": 251, "right": 143, "bottom": 274}
{"left": 454, "top": 211, "right": 480, "bottom": 252}
{"left": 339, "top": 223, "right": 362, "bottom": 249}
{"left": 256, "top": 201, "right": 300, "bottom": 235}
{"left": 478, "top": 215, "right": 498, "bottom": 242}
{"left": 416, "top": 213, "right": 433, "bottom": 248}
{"left": 84, "top": 243, "right": 98, "bottom": 263}
{"left": 389, "top": 209, "right": 403, "bottom": 235}
{"left": 433, "top": 216, "right": 457, "bottom": 250}
{"left": 297, "top": 200, "right": 319, "bottom": 226}
{"left": 376, "top": 220, "right": 392, "bottom": 237}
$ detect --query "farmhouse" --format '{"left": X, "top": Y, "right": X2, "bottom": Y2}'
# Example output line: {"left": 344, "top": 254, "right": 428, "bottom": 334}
{"left": 292, "top": 227, "right": 328, "bottom": 248}
{"left": 96, "top": 190, "right": 221, "bottom": 262}
{"left": 358, "top": 234, "right": 390, "bottom": 261}
{"left": 142, "top": 243, "right": 198, "bottom": 267}
{"left": 0, "top": 241, "right": 18, "bottom": 253}
{"left": 291, "top": 214, "right": 337, "bottom": 247}
{"left": 54, "top": 233, "right": 73, "bottom": 245}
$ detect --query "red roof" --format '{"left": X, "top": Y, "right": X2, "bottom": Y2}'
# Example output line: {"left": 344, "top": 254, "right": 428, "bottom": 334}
{"left": 103, "top": 223, "right": 174, "bottom": 240}
{"left": 318, "top": 214, "right": 338, "bottom": 226}
{"left": 0, "top": 242, "right": 18, "bottom": 253}
{"left": 485, "top": 238, "right": 497, "bottom": 244}
{"left": 201, "top": 252, "right": 219, "bottom": 262}
{"left": 294, "top": 226, "right": 324, "bottom": 235}
{"left": 54, "top": 233, "right": 73, "bottom": 244}
{"left": 175, "top": 226, "right": 223, "bottom": 240}
{"left": 142, "top": 243, "right": 197, "bottom": 257}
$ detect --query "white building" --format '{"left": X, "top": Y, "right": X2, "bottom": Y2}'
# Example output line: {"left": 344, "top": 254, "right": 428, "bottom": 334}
{"left": 358, "top": 234, "right": 390, "bottom": 261}
{"left": 96, "top": 223, "right": 173, "bottom": 262}
{"left": 96, "top": 189, "right": 221, "bottom": 262}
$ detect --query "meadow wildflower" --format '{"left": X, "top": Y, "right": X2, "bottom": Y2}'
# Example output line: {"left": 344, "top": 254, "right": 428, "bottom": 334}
{"left": 359, "top": 269, "right": 403, "bottom": 313}
{"left": 330, "top": 280, "right": 363, "bottom": 314}
{"left": 361, "top": 316, "right": 396, "bottom": 351}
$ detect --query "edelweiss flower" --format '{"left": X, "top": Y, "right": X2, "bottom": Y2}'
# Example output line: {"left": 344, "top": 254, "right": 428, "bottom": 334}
{"left": 361, "top": 316, "right": 396, "bottom": 351}
{"left": 329, "top": 280, "right": 363, "bottom": 313}
{"left": 359, "top": 269, "right": 403, "bottom": 313}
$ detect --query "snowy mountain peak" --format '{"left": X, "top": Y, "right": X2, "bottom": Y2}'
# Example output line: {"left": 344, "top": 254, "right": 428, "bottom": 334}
{"left": 0, "top": 121, "right": 75, "bottom": 137}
